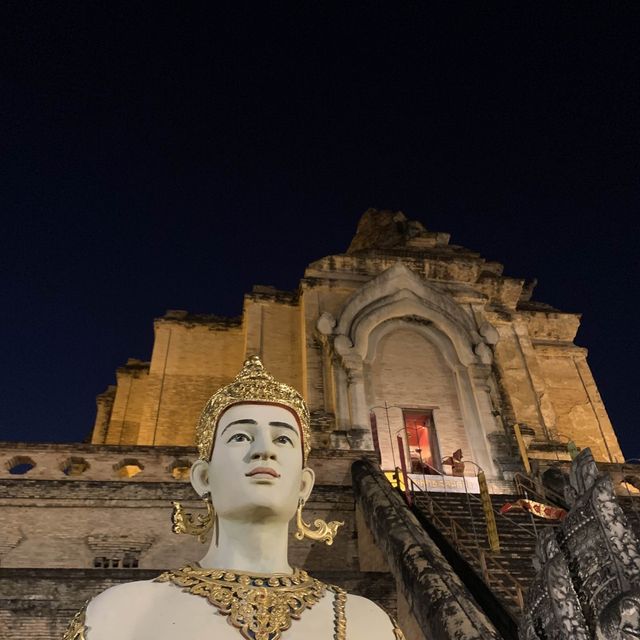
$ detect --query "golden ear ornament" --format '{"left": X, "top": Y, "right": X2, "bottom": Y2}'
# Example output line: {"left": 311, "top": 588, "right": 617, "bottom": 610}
{"left": 171, "top": 493, "right": 214, "bottom": 543}
{"left": 195, "top": 355, "right": 311, "bottom": 465}
{"left": 294, "top": 498, "right": 344, "bottom": 546}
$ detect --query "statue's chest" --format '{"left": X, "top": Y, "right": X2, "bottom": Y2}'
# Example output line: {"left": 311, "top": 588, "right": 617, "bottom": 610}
{"left": 130, "top": 588, "right": 339, "bottom": 640}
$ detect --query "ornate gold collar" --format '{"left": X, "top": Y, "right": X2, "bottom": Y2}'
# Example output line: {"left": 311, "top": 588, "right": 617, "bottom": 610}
{"left": 155, "top": 565, "right": 327, "bottom": 640}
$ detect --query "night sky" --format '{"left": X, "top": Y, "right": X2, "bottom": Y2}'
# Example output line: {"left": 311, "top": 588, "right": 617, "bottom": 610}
{"left": 2, "top": 4, "right": 639, "bottom": 458}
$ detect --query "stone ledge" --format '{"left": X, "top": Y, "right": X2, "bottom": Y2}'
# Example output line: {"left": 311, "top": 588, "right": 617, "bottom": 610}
{"left": 0, "top": 481, "right": 356, "bottom": 503}
{"left": 0, "top": 443, "right": 377, "bottom": 485}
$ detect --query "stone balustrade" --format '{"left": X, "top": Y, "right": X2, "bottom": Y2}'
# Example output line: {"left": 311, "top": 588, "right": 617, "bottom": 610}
{"left": 0, "top": 441, "right": 374, "bottom": 485}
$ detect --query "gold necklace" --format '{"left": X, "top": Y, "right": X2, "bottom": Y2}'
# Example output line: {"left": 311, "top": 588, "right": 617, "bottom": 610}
{"left": 155, "top": 565, "right": 328, "bottom": 640}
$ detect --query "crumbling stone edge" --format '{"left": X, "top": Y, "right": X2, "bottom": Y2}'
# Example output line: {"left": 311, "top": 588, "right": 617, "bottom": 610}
{"left": 352, "top": 459, "right": 503, "bottom": 640}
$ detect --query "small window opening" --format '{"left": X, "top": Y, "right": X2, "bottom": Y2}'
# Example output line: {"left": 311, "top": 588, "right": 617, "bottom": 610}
{"left": 94, "top": 554, "right": 140, "bottom": 569}
{"left": 6, "top": 456, "right": 36, "bottom": 475}
{"left": 122, "top": 555, "right": 139, "bottom": 568}
{"left": 169, "top": 458, "right": 192, "bottom": 480}
{"left": 61, "top": 457, "right": 90, "bottom": 476}
{"left": 113, "top": 459, "right": 144, "bottom": 478}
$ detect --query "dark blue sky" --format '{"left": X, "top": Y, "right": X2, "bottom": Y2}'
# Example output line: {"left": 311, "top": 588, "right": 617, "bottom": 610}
{"left": 1, "top": 4, "right": 639, "bottom": 457}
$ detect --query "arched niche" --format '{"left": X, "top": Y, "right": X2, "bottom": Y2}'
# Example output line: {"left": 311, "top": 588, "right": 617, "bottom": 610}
{"left": 363, "top": 319, "right": 491, "bottom": 474}
{"left": 320, "top": 263, "right": 500, "bottom": 476}
{"left": 335, "top": 263, "right": 481, "bottom": 353}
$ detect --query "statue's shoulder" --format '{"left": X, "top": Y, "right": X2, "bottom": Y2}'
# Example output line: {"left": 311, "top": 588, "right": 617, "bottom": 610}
{"left": 90, "top": 578, "right": 162, "bottom": 606}
{"left": 83, "top": 579, "right": 176, "bottom": 639}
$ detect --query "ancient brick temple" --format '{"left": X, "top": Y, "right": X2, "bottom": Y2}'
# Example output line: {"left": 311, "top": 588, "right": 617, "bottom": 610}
{"left": 0, "top": 209, "right": 634, "bottom": 640}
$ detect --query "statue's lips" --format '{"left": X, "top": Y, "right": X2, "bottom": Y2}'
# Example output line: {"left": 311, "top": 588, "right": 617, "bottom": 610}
{"left": 245, "top": 467, "right": 280, "bottom": 478}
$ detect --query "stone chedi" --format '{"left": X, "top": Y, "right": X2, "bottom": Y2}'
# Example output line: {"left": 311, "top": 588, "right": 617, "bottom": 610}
{"left": 91, "top": 208, "right": 622, "bottom": 473}
{"left": 0, "top": 209, "right": 630, "bottom": 640}
{"left": 63, "top": 356, "right": 404, "bottom": 640}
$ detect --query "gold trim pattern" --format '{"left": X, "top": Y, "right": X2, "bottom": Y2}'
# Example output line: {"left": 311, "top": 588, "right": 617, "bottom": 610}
{"left": 155, "top": 565, "right": 326, "bottom": 640}
{"left": 62, "top": 602, "right": 88, "bottom": 640}
{"left": 295, "top": 499, "right": 344, "bottom": 545}
{"left": 171, "top": 494, "right": 214, "bottom": 542}
{"left": 196, "top": 355, "right": 311, "bottom": 464}
{"left": 390, "top": 615, "right": 406, "bottom": 639}
{"left": 329, "top": 585, "right": 347, "bottom": 640}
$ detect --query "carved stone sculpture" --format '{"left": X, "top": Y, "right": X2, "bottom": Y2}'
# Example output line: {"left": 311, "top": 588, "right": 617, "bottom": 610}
{"left": 595, "top": 588, "right": 640, "bottom": 639}
{"left": 519, "top": 448, "right": 640, "bottom": 639}
{"left": 520, "top": 528, "right": 589, "bottom": 639}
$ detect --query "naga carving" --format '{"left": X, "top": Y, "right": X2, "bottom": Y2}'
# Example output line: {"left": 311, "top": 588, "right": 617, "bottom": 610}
{"left": 519, "top": 448, "right": 640, "bottom": 639}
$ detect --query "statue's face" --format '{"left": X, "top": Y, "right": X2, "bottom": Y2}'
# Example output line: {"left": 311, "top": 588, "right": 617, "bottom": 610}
{"left": 194, "top": 403, "right": 314, "bottom": 523}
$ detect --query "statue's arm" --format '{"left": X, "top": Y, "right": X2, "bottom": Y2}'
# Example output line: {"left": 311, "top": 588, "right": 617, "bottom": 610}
{"left": 344, "top": 594, "right": 405, "bottom": 639}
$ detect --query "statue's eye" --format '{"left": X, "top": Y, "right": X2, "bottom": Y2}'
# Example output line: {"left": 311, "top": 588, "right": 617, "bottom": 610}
{"left": 227, "top": 433, "right": 251, "bottom": 443}
{"left": 274, "top": 434, "right": 293, "bottom": 445}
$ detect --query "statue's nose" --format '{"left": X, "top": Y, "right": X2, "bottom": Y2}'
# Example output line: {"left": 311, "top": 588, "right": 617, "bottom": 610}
{"left": 251, "top": 432, "right": 277, "bottom": 460}
{"left": 251, "top": 450, "right": 276, "bottom": 461}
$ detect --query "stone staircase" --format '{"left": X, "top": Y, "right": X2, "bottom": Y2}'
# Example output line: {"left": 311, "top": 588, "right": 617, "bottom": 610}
{"left": 411, "top": 487, "right": 640, "bottom": 622}
{"left": 411, "top": 490, "right": 558, "bottom": 618}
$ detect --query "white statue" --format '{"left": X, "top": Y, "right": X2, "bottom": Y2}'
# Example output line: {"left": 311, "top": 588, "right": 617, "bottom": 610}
{"left": 64, "top": 356, "right": 405, "bottom": 640}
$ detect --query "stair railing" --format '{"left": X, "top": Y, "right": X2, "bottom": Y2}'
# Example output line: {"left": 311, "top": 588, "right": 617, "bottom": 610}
{"left": 402, "top": 471, "right": 527, "bottom": 612}
{"left": 513, "top": 472, "right": 568, "bottom": 509}
{"left": 408, "top": 461, "right": 539, "bottom": 541}
{"left": 403, "top": 459, "right": 482, "bottom": 548}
